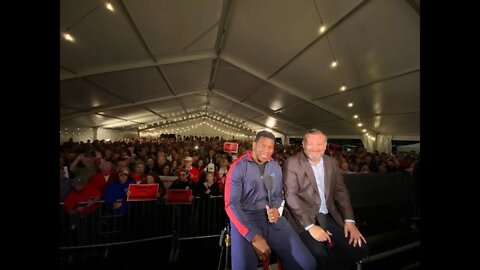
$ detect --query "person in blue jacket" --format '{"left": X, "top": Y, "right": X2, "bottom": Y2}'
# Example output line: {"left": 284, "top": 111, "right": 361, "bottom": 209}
{"left": 224, "top": 130, "right": 316, "bottom": 270}
{"left": 104, "top": 168, "right": 135, "bottom": 215}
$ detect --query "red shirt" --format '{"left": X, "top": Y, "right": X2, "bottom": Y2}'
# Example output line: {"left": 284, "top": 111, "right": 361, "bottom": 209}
{"left": 63, "top": 183, "right": 102, "bottom": 216}
{"left": 179, "top": 166, "right": 201, "bottom": 184}
{"left": 90, "top": 171, "right": 117, "bottom": 195}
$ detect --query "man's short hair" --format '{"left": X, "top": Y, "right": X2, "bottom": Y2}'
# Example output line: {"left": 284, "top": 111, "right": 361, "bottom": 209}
{"left": 304, "top": 129, "right": 328, "bottom": 141}
{"left": 255, "top": 130, "right": 276, "bottom": 142}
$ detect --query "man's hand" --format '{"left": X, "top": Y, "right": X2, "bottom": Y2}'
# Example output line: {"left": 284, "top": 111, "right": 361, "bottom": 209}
{"left": 308, "top": 224, "right": 332, "bottom": 244}
{"left": 344, "top": 222, "right": 367, "bottom": 247}
{"left": 266, "top": 205, "right": 279, "bottom": 224}
{"left": 112, "top": 201, "right": 122, "bottom": 210}
{"left": 251, "top": 234, "right": 271, "bottom": 261}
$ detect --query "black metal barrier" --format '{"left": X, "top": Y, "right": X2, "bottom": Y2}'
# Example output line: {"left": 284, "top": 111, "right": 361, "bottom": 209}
{"left": 60, "top": 196, "right": 228, "bottom": 249}
{"left": 60, "top": 173, "right": 420, "bottom": 269}
{"left": 343, "top": 172, "right": 420, "bottom": 269}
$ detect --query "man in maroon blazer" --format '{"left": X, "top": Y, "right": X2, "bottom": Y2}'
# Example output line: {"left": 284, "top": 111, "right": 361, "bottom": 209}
{"left": 283, "top": 129, "right": 368, "bottom": 270}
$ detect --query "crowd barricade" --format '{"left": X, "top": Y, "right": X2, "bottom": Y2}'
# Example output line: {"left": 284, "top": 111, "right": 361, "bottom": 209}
{"left": 60, "top": 196, "right": 228, "bottom": 249}
{"left": 60, "top": 173, "right": 420, "bottom": 269}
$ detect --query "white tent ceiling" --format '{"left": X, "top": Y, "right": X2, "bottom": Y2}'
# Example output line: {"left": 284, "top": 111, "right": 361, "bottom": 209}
{"left": 60, "top": 0, "right": 420, "bottom": 138}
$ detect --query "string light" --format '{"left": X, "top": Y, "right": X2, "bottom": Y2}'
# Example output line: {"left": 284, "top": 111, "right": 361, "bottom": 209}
{"left": 139, "top": 115, "right": 255, "bottom": 138}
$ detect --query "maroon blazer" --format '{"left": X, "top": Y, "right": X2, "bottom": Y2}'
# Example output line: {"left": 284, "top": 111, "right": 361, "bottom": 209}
{"left": 283, "top": 152, "right": 354, "bottom": 233}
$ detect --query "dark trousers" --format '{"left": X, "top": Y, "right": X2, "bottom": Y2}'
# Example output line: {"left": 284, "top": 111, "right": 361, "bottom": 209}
{"left": 230, "top": 211, "right": 316, "bottom": 270}
{"left": 299, "top": 213, "right": 368, "bottom": 270}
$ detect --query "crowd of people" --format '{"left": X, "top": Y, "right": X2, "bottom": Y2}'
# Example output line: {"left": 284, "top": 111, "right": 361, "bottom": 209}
{"left": 60, "top": 134, "right": 418, "bottom": 214}
{"left": 60, "top": 135, "right": 418, "bottom": 183}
